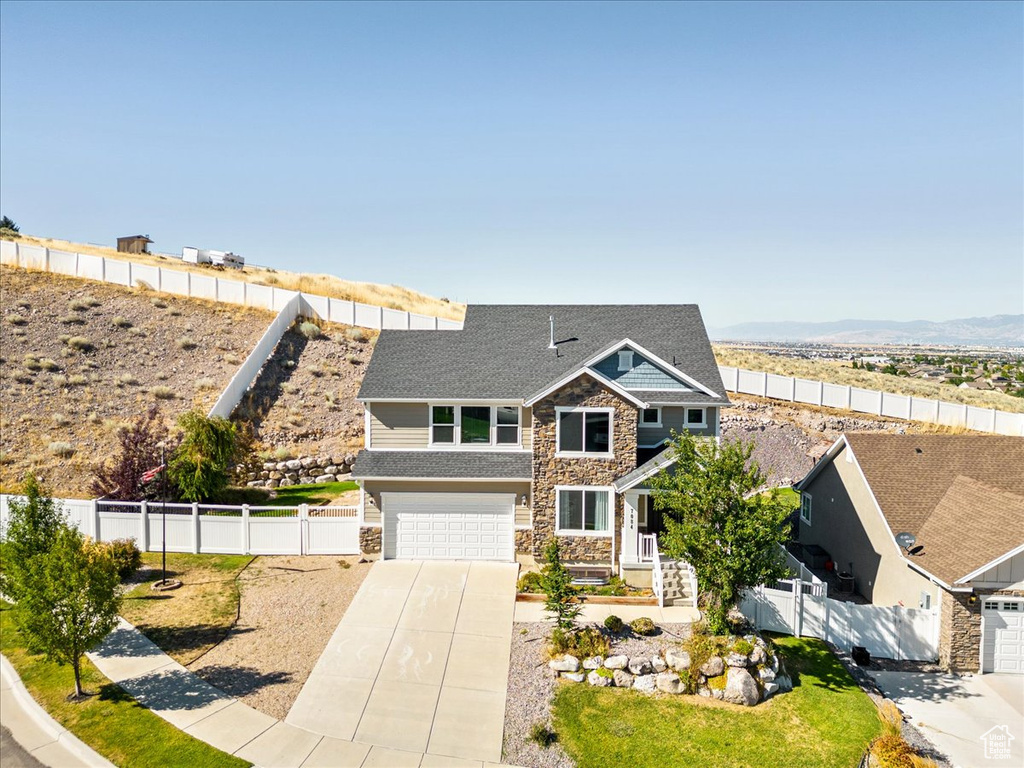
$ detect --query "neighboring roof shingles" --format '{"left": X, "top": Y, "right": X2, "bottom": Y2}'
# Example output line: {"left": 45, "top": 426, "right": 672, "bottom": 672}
{"left": 351, "top": 450, "right": 532, "bottom": 480}
{"left": 845, "top": 433, "right": 1024, "bottom": 539}
{"left": 914, "top": 476, "right": 1024, "bottom": 584}
{"left": 358, "top": 305, "right": 728, "bottom": 404}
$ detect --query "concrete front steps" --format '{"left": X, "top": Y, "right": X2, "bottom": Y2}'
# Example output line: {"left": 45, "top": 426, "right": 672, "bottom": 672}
{"left": 659, "top": 560, "right": 696, "bottom": 608}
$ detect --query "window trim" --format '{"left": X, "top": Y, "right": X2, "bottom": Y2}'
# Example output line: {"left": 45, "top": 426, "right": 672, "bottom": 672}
{"left": 555, "top": 406, "right": 615, "bottom": 458}
{"left": 800, "top": 492, "right": 812, "bottom": 525}
{"left": 427, "top": 403, "right": 521, "bottom": 448}
{"left": 555, "top": 485, "right": 615, "bottom": 537}
{"left": 685, "top": 407, "right": 707, "bottom": 428}
{"left": 640, "top": 406, "right": 662, "bottom": 428}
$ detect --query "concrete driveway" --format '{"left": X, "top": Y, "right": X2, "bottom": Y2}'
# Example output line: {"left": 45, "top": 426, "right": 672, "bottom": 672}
{"left": 872, "top": 671, "right": 1024, "bottom": 767}
{"left": 287, "top": 560, "right": 518, "bottom": 765}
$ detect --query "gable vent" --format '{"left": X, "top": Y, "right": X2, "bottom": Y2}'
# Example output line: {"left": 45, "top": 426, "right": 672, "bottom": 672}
{"left": 618, "top": 350, "right": 634, "bottom": 371}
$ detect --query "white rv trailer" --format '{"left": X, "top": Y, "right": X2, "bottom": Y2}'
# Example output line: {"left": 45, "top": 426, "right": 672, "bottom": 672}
{"left": 181, "top": 247, "right": 244, "bottom": 269}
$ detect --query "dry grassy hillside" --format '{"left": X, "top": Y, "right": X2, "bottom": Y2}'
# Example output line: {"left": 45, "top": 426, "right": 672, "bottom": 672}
{"left": 714, "top": 345, "right": 1024, "bottom": 414}
{"left": 0, "top": 265, "right": 275, "bottom": 495}
{"left": 6, "top": 234, "right": 467, "bottom": 321}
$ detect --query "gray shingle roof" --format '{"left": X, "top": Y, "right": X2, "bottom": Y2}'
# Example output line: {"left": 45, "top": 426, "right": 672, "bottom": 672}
{"left": 351, "top": 450, "right": 532, "bottom": 480}
{"left": 614, "top": 446, "right": 677, "bottom": 491}
{"left": 358, "top": 305, "right": 728, "bottom": 404}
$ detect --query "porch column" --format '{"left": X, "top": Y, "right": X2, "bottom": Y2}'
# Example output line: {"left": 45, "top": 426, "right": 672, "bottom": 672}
{"left": 621, "top": 492, "right": 639, "bottom": 565}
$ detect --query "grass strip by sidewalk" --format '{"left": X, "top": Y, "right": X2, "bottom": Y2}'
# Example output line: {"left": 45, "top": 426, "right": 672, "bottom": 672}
{"left": 552, "top": 636, "right": 881, "bottom": 768}
{"left": 1, "top": 602, "right": 249, "bottom": 768}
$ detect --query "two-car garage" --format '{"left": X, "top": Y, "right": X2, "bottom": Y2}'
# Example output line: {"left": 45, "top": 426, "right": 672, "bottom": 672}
{"left": 380, "top": 492, "right": 516, "bottom": 561}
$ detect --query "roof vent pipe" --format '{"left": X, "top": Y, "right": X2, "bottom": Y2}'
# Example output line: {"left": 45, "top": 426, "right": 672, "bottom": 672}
{"left": 549, "top": 315, "right": 557, "bottom": 350}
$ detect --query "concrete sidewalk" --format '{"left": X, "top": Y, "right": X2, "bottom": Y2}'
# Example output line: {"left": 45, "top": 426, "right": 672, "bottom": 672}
{"left": 287, "top": 560, "right": 519, "bottom": 765}
{"left": 872, "top": 670, "right": 1024, "bottom": 768}
{"left": 86, "top": 613, "right": 521, "bottom": 767}
{"left": 0, "top": 655, "right": 113, "bottom": 768}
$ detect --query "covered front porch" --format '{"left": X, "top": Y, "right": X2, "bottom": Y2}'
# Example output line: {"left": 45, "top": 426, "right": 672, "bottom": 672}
{"left": 619, "top": 489, "right": 698, "bottom": 608}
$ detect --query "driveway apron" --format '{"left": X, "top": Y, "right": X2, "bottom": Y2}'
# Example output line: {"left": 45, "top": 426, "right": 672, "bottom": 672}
{"left": 287, "top": 560, "right": 518, "bottom": 765}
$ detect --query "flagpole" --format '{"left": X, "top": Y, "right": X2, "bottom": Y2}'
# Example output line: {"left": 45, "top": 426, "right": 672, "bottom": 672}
{"left": 160, "top": 443, "right": 167, "bottom": 587}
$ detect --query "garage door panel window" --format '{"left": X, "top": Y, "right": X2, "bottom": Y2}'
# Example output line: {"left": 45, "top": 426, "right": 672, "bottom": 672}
{"left": 557, "top": 408, "right": 613, "bottom": 457}
{"left": 557, "top": 488, "right": 611, "bottom": 535}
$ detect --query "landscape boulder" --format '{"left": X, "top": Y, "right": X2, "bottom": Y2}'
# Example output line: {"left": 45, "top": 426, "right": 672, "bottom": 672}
{"left": 587, "top": 671, "right": 612, "bottom": 687}
{"left": 722, "top": 668, "right": 760, "bottom": 707}
{"left": 655, "top": 672, "right": 683, "bottom": 694}
{"left": 582, "top": 656, "right": 604, "bottom": 670}
{"left": 285, "top": 459, "right": 302, "bottom": 471}
{"left": 700, "top": 656, "right": 725, "bottom": 677}
{"left": 561, "top": 671, "right": 585, "bottom": 683}
{"left": 612, "top": 670, "right": 634, "bottom": 689}
{"left": 750, "top": 645, "right": 768, "bottom": 666}
{"left": 314, "top": 474, "right": 334, "bottom": 484}
{"left": 666, "top": 648, "right": 691, "bottom": 671}
{"left": 632, "top": 674, "right": 657, "bottom": 694}
{"left": 651, "top": 656, "right": 667, "bottom": 673}
{"left": 628, "top": 658, "right": 653, "bottom": 676}
{"left": 549, "top": 655, "right": 581, "bottom": 673}
{"left": 603, "top": 655, "right": 628, "bottom": 670}
{"left": 725, "top": 652, "right": 750, "bottom": 668}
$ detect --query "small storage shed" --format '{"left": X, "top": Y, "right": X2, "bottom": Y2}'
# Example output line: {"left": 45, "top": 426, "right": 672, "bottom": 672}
{"left": 116, "top": 235, "right": 153, "bottom": 254}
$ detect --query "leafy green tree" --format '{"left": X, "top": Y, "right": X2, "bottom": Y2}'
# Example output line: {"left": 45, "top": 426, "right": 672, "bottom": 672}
{"left": 15, "top": 526, "right": 121, "bottom": 697}
{"left": 170, "top": 411, "right": 237, "bottom": 502}
{"left": 0, "top": 475, "right": 67, "bottom": 602}
{"left": 541, "top": 538, "right": 581, "bottom": 632}
{"left": 91, "top": 405, "right": 170, "bottom": 500}
{"left": 648, "top": 431, "right": 791, "bottom": 634}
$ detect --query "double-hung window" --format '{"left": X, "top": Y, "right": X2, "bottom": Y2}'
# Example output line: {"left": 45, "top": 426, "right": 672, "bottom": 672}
{"left": 800, "top": 493, "right": 812, "bottom": 525}
{"left": 430, "top": 404, "right": 521, "bottom": 447}
{"left": 556, "top": 487, "right": 612, "bottom": 535}
{"left": 556, "top": 407, "right": 612, "bottom": 456}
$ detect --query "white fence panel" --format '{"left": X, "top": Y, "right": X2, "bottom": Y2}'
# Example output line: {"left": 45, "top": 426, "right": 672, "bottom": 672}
{"left": 329, "top": 298, "right": 356, "bottom": 325}
{"left": 995, "top": 411, "right": 1024, "bottom": 436}
{"left": 21, "top": 245, "right": 50, "bottom": 270}
{"left": 105, "top": 258, "right": 131, "bottom": 286}
{"left": 77, "top": 253, "right": 105, "bottom": 281}
{"left": 190, "top": 273, "right": 218, "bottom": 300}
{"left": 199, "top": 515, "right": 245, "bottom": 554}
{"left": 966, "top": 406, "right": 995, "bottom": 432}
{"left": 160, "top": 268, "right": 191, "bottom": 296}
{"left": 409, "top": 313, "right": 438, "bottom": 330}
{"left": 849, "top": 387, "right": 881, "bottom": 414}
{"left": 821, "top": 383, "right": 849, "bottom": 409}
{"left": 302, "top": 293, "right": 329, "bottom": 320}
{"left": 272, "top": 288, "right": 299, "bottom": 312}
{"left": 793, "top": 378, "right": 820, "bottom": 405}
{"left": 880, "top": 392, "right": 911, "bottom": 420}
{"left": 249, "top": 518, "right": 301, "bottom": 555}
{"left": 98, "top": 512, "right": 141, "bottom": 542}
{"left": 899, "top": 607, "right": 938, "bottom": 661}
{"left": 803, "top": 593, "right": 828, "bottom": 639}
{"left": 0, "top": 239, "right": 17, "bottom": 264}
{"left": 765, "top": 373, "right": 794, "bottom": 400}
{"left": 382, "top": 308, "right": 410, "bottom": 330}
{"left": 437, "top": 318, "right": 463, "bottom": 330}
{"left": 306, "top": 516, "right": 360, "bottom": 555}
{"left": 937, "top": 400, "right": 967, "bottom": 427}
{"left": 910, "top": 397, "right": 939, "bottom": 422}
{"left": 147, "top": 509, "right": 195, "bottom": 553}
{"left": 245, "top": 283, "right": 275, "bottom": 310}
{"left": 217, "top": 278, "right": 246, "bottom": 306}
{"left": 130, "top": 262, "right": 162, "bottom": 290}
{"left": 737, "top": 369, "right": 766, "bottom": 396}
{"left": 354, "top": 303, "right": 383, "bottom": 328}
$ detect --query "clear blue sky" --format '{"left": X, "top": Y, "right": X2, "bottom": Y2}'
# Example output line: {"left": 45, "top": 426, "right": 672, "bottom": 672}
{"left": 2, "top": 1, "right": 1021, "bottom": 327}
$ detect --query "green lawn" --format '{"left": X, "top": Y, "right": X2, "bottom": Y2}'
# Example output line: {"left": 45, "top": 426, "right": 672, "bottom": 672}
{"left": 215, "top": 481, "right": 359, "bottom": 507}
{"left": 552, "top": 636, "right": 880, "bottom": 768}
{"left": 0, "top": 602, "right": 248, "bottom": 768}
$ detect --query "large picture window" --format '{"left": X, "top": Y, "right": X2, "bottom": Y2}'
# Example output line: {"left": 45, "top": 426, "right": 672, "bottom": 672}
{"left": 429, "top": 404, "right": 521, "bottom": 447}
{"left": 556, "top": 488, "right": 611, "bottom": 534}
{"left": 556, "top": 408, "right": 612, "bottom": 456}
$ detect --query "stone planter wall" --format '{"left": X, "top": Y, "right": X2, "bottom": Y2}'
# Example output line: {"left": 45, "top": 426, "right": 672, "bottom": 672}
{"left": 359, "top": 525, "right": 381, "bottom": 554}
{"left": 531, "top": 374, "right": 638, "bottom": 562}
{"left": 236, "top": 452, "right": 358, "bottom": 489}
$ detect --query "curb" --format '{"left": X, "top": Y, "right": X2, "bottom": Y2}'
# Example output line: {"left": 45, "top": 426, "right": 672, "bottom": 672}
{"left": 0, "top": 654, "right": 114, "bottom": 767}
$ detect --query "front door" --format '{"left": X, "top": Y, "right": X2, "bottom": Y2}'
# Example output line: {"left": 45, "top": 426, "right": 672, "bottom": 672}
{"left": 637, "top": 494, "right": 664, "bottom": 536}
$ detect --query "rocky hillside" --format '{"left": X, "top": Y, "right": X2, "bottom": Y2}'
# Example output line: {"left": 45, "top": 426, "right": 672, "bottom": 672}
{"left": 0, "top": 266, "right": 274, "bottom": 495}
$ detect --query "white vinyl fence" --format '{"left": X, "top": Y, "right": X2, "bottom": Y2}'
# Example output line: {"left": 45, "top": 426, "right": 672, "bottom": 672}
{"left": 739, "top": 582, "right": 939, "bottom": 662}
{"left": 0, "top": 495, "right": 361, "bottom": 556}
{"left": 719, "top": 365, "right": 1024, "bottom": 436}
{"left": 0, "top": 239, "right": 463, "bottom": 331}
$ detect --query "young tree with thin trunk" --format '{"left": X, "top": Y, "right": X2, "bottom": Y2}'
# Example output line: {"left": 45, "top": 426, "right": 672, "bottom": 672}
{"left": 648, "top": 431, "right": 791, "bottom": 634}
{"left": 91, "top": 405, "right": 169, "bottom": 500}
{"left": 15, "top": 526, "right": 121, "bottom": 698}
{"left": 541, "top": 538, "right": 581, "bottom": 631}
{"left": 170, "top": 410, "right": 238, "bottom": 502}
{"left": 0, "top": 475, "right": 67, "bottom": 602}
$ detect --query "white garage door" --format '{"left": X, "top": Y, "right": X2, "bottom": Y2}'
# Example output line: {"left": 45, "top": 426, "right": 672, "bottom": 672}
{"left": 982, "top": 599, "right": 1024, "bottom": 674}
{"left": 381, "top": 492, "right": 515, "bottom": 561}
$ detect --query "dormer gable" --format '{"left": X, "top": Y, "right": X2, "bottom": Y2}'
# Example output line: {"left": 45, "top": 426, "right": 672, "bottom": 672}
{"left": 593, "top": 345, "right": 694, "bottom": 391}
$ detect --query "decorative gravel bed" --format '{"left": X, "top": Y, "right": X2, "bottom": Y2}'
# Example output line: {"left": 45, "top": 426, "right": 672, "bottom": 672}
{"left": 188, "top": 554, "right": 372, "bottom": 720}
{"left": 504, "top": 620, "right": 692, "bottom": 768}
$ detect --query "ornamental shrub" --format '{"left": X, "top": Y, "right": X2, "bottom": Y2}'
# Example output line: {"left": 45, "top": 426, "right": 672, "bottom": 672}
{"left": 604, "top": 614, "right": 624, "bottom": 633}
{"left": 516, "top": 571, "right": 543, "bottom": 593}
{"left": 103, "top": 538, "right": 142, "bottom": 581}
{"left": 630, "top": 617, "right": 656, "bottom": 636}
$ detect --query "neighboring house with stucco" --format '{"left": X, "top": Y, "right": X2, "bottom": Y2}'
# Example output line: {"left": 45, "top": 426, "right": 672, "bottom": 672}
{"left": 794, "top": 433, "right": 1024, "bottom": 674}
{"left": 350, "top": 305, "right": 729, "bottom": 601}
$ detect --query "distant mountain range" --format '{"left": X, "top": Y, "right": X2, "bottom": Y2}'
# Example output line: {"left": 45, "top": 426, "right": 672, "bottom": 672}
{"left": 710, "top": 315, "right": 1024, "bottom": 347}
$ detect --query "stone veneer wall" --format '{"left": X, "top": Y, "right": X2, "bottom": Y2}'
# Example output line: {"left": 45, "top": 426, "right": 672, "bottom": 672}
{"left": 359, "top": 525, "right": 381, "bottom": 554}
{"left": 531, "top": 374, "right": 638, "bottom": 562}
{"left": 939, "top": 587, "right": 1024, "bottom": 672}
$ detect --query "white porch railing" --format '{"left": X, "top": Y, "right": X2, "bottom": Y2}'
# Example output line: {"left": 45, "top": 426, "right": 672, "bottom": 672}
{"left": 652, "top": 545, "right": 664, "bottom": 608}
{"left": 639, "top": 532, "right": 658, "bottom": 563}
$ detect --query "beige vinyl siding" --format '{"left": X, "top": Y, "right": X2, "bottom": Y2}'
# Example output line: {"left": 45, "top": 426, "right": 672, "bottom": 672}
{"left": 362, "top": 480, "right": 532, "bottom": 526}
{"left": 798, "top": 444, "right": 938, "bottom": 608}
{"left": 369, "top": 402, "right": 429, "bottom": 448}
{"left": 638, "top": 406, "right": 717, "bottom": 445}
{"left": 522, "top": 406, "right": 533, "bottom": 451}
